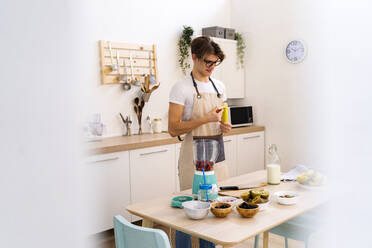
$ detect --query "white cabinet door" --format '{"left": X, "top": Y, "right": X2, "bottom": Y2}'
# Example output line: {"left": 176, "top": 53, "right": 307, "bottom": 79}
{"left": 130, "top": 144, "right": 176, "bottom": 204}
{"left": 175, "top": 142, "right": 182, "bottom": 192}
{"left": 212, "top": 37, "right": 245, "bottom": 99}
{"left": 223, "top": 135, "right": 237, "bottom": 177}
{"left": 236, "top": 131, "right": 265, "bottom": 175}
{"left": 82, "top": 152, "right": 131, "bottom": 235}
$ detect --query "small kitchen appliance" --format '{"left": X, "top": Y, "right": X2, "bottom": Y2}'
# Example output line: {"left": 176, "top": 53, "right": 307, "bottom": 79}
{"left": 192, "top": 139, "right": 220, "bottom": 201}
{"left": 228, "top": 105, "right": 253, "bottom": 128}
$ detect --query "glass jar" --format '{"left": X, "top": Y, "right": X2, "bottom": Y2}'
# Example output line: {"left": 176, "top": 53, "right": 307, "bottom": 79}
{"left": 267, "top": 144, "right": 281, "bottom": 185}
{"left": 198, "top": 184, "right": 213, "bottom": 202}
{"left": 152, "top": 118, "right": 162, "bottom": 133}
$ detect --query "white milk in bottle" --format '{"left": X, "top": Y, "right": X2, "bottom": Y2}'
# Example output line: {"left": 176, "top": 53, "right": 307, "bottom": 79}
{"left": 267, "top": 144, "right": 281, "bottom": 185}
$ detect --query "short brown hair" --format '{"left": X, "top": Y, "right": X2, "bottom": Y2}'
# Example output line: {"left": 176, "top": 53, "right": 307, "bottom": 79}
{"left": 191, "top": 36, "right": 225, "bottom": 62}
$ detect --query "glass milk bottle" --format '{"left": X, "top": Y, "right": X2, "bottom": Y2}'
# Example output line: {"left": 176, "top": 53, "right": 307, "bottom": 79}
{"left": 267, "top": 144, "right": 281, "bottom": 185}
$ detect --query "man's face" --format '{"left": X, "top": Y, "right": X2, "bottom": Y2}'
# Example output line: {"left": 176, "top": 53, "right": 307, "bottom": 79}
{"left": 194, "top": 54, "right": 221, "bottom": 77}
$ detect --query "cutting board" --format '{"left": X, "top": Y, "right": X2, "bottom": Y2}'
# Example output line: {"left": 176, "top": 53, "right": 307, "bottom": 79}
{"left": 218, "top": 184, "right": 267, "bottom": 198}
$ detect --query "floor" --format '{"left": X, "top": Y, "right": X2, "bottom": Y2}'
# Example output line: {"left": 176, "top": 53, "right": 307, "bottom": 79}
{"left": 90, "top": 221, "right": 305, "bottom": 248}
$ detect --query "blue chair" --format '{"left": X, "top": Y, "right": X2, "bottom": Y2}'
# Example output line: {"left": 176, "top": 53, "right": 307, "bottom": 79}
{"left": 114, "top": 215, "right": 171, "bottom": 248}
{"left": 254, "top": 210, "right": 323, "bottom": 248}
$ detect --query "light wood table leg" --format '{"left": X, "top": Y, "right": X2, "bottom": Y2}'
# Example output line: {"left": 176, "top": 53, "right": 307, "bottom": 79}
{"left": 142, "top": 218, "right": 154, "bottom": 228}
{"left": 191, "top": 236, "right": 199, "bottom": 248}
{"left": 263, "top": 231, "right": 269, "bottom": 248}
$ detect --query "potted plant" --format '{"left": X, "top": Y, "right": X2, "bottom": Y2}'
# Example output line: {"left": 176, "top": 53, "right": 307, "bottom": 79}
{"left": 234, "top": 32, "right": 246, "bottom": 69}
{"left": 178, "top": 25, "right": 194, "bottom": 75}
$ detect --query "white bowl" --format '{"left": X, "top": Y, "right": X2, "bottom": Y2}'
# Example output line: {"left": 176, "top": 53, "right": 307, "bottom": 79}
{"left": 182, "top": 201, "right": 210, "bottom": 220}
{"left": 274, "top": 191, "right": 299, "bottom": 205}
{"left": 216, "top": 196, "right": 238, "bottom": 205}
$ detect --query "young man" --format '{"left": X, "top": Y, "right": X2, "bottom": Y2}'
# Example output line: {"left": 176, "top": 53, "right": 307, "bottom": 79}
{"left": 168, "top": 36, "right": 232, "bottom": 248}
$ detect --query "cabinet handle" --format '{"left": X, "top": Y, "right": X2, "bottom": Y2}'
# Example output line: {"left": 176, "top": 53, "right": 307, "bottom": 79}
{"left": 89, "top": 156, "right": 119, "bottom": 163}
{"left": 140, "top": 149, "right": 168, "bottom": 156}
{"left": 224, "top": 139, "right": 232, "bottom": 143}
{"left": 243, "top": 135, "right": 260, "bottom": 140}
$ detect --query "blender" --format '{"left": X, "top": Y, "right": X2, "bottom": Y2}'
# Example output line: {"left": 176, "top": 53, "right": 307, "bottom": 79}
{"left": 192, "top": 139, "right": 220, "bottom": 201}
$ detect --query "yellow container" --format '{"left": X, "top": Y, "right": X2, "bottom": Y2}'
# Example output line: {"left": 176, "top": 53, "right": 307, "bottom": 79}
{"left": 221, "top": 103, "right": 228, "bottom": 123}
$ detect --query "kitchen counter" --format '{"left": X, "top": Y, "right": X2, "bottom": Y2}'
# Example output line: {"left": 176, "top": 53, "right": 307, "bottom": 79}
{"left": 87, "top": 126, "right": 264, "bottom": 155}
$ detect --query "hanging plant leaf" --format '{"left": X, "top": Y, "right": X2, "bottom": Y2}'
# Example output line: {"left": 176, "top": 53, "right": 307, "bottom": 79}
{"left": 235, "top": 32, "right": 246, "bottom": 69}
{"left": 178, "top": 25, "right": 194, "bottom": 74}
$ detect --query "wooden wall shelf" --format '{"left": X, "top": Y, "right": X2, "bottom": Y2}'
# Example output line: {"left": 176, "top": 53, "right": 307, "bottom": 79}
{"left": 98, "top": 40, "right": 158, "bottom": 85}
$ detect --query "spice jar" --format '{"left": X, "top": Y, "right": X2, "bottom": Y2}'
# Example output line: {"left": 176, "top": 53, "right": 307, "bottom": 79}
{"left": 267, "top": 144, "right": 281, "bottom": 185}
{"left": 198, "top": 184, "right": 213, "bottom": 202}
{"left": 152, "top": 118, "right": 162, "bottom": 133}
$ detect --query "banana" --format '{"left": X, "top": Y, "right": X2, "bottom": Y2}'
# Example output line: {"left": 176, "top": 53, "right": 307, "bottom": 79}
{"left": 305, "top": 170, "right": 315, "bottom": 177}
{"left": 296, "top": 174, "right": 309, "bottom": 183}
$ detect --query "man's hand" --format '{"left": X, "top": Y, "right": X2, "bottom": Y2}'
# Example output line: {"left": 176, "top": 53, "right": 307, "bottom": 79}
{"left": 204, "top": 107, "right": 222, "bottom": 123}
{"left": 220, "top": 121, "right": 232, "bottom": 133}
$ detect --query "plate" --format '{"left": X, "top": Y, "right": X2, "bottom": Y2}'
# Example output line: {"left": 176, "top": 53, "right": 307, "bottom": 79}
{"left": 257, "top": 199, "right": 270, "bottom": 211}
{"left": 296, "top": 181, "right": 325, "bottom": 190}
{"left": 216, "top": 196, "right": 238, "bottom": 205}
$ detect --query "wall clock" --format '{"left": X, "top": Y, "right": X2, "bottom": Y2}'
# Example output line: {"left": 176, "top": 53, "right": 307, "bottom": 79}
{"left": 285, "top": 40, "right": 306, "bottom": 63}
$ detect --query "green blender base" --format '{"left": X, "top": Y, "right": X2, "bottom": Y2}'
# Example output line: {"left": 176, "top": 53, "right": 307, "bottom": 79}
{"left": 192, "top": 173, "right": 218, "bottom": 201}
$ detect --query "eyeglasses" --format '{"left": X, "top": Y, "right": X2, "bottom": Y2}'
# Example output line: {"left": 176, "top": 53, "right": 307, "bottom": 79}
{"left": 203, "top": 58, "right": 221, "bottom": 68}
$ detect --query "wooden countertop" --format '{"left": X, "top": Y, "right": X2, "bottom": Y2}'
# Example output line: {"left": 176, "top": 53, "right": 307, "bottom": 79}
{"left": 87, "top": 126, "right": 264, "bottom": 155}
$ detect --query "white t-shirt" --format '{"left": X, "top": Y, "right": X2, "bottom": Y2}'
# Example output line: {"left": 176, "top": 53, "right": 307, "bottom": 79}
{"left": 169, "top": 76, "right": 227, "bottom": 121}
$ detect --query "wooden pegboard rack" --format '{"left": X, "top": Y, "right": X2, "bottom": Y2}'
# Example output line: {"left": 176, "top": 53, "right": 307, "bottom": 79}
{"left": 99, "top": 40, "right": 158, "bottom": 85}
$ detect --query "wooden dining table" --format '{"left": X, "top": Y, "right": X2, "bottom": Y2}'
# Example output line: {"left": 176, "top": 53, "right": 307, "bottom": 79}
{"left": 126, "top": 170, "right": 326, "bottom": 248}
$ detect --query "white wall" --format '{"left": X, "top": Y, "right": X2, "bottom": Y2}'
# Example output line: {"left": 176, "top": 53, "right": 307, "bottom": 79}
{"left": 230, "top": 0, "right": 330, "bottom": 172}
{"left": 231, "top": 1, "right": 372, "bottom": 247}
{"left": 80, "top": 0, "right": 231, "bottom": 136}
{"left": 0, "top": 1, "right": 82, "bottom": 247}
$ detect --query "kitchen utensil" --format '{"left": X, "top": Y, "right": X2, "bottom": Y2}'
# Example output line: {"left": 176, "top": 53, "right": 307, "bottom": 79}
{"left": 119, "top": 113, "right": 126, "bottom": 124}
{"left": 121, "top": 56, "right": 131, "bottom": 90}
{"left": 129, "top": 52, "right": 141, "bottom": 86}
{"left": 143, "top": 92, "right": 151, "bottom": 102}
{"left": 256, "top": 199, "right": 270, "bottom": 211}
{"left": 125, "top": 116, "right": 132, "bottom": 136}
{"left": 219, "top": 183, "right": 268, "bottom": 191}
{"left": 140, "top": 80, "right": 147, "bottom": 93}
{"left": 133, "top": 97, "right": 144, "bottom": 135}
{"left": 210, "top": 202, "right": 232, "bottom": 218}
{"left": 274, "top": 191, "right": 299, "bottom": 205}
{"left": 109, "top": 41, "right": 117, "bottom": 71}
{"left": 192, "top": 139, "right": 219, "bottom": 201}
{"left": 148, "top": 51, "right": 156, "bottom": 85}
{"left": 134, "top": 105, "right": 138, "bottom": 115}
{"left": 216, "top": 196, "right": 238, "bottom": 205}
{"left": 119, "top": 113, "right": 132, "bottom": 136}
{"left": 115, "top": 50, "right": 130, "bottom": 91}
{"left": 140, "top": 98, "right": 144, "bottom": 110}
{"left": 236, "top": 202, "right": 259, "bottom": 218}
{"left": 148, "top": 83, "right": 160, "bottom": 93}
{"left": 116, "top": 50, "right": 122, "bottom": 82}
{"left": 144, "top": 74, "right": 150, "bottom": 92}
{"left": 171, "top": 196, "right": 194, "bottom": 208}
{"left": 182, "top": 201, "right": 210, "bottom": 220}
